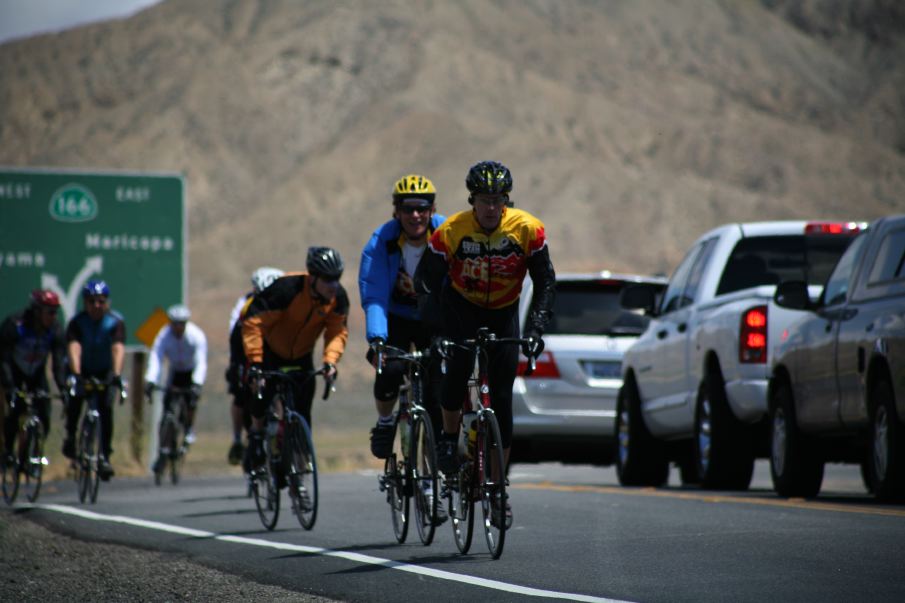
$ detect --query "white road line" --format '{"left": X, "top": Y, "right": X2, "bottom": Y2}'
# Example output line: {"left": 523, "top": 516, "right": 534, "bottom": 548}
{"left": 33, "top": 503, "right": 631, "bottom": 602}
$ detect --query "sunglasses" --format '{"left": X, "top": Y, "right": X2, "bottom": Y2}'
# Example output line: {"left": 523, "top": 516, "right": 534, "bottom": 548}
{"left": 42, "top": 307, "right": 59, "bottom": 316}
{"left": 474, "top": 196, "right": 509, "bottom": 208}
{"left": 397, "top": 204, "right": 432, "bottom": 215}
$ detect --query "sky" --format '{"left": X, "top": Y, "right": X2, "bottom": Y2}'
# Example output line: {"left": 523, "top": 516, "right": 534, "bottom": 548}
{"left": 0, "top": 0, "right": 160, "bottom": 43}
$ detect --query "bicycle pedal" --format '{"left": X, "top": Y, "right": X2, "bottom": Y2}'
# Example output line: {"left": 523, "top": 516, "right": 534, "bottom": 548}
{"left": 377, "top": 474, "right": 387, "bottom": 492}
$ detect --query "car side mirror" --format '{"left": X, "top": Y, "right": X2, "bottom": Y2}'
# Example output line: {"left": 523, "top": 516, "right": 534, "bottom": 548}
{"left": 620, "top": 284, "right": 658, "bottom": 316}
{"left": 774, "top": 280, "right": 811, "bottom": 310}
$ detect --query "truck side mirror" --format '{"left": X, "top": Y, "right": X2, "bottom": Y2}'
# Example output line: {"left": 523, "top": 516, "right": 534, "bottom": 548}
{"left": 620, "top": 284, "right": 658, "bottom": 316}
{"left": 774, "top": 280, "right": 811, "bottom": 310}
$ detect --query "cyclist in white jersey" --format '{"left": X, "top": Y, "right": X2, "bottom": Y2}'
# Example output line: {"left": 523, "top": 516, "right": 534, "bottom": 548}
{"left": 145, "top": 304, "right": 207, "bottom": 472}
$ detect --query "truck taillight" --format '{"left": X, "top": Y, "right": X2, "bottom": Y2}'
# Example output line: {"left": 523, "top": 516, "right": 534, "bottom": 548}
{"left": 804, "top": 222, "right": 865, "bottom": 235}
{"left": 517, "top": 351, "right": 561, "bottom": 378}
{"left": 740, "top": 305, "right": 768, "bottom": 364}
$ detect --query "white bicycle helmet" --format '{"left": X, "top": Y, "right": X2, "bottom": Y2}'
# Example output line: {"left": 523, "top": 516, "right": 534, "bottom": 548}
{"left": 167, "top": 304, "right": 191, "bottom": 322}
{"left": 251, "top": 266, "right": 284, "bottom": 293}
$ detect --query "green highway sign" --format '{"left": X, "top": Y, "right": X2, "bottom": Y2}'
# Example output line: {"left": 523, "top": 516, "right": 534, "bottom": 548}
{"left": 0, "top": 167, "right": 185, "bottom": 348}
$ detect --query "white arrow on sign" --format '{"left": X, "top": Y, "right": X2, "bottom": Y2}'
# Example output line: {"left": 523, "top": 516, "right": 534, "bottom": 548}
{"left": 41, "top": 255, "right": 104, "bottom": 324}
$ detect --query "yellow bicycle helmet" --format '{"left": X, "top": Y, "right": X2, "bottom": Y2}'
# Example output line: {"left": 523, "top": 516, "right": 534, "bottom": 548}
{"left": 392, "top": 174, "right": 436, "bottom": 204}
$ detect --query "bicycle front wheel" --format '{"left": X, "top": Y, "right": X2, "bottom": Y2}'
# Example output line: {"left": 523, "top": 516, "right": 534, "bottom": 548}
{"left": 155, "top": 415, "right": 175, "bottom": 486}
{"left": 22, "top": 423, "right": 45, "bottom": 503}
{"left": 287, "top": 417, "right": 318, "bottom": 530}
{"left": 89, "top": 417, "right": 102, "bottom": 503}
{"left": 450, "top": 461, "right": 474, "bottom": 553}
{"left": 1, "top": 439, "right": 19, "bottom": 504}
{"left": 252, "top": 444, "right": 280, "bottom": 530}
{"left": 387, "top": 418, "right": 410, "bottom": 543}
{"left": 479, "top": 411, "right": 507, "bottom": 559}
{"left": 170, "top": 418, "right": 185, "bottom": 485}
{"left": 77, "top": 418, "right": 98, "bottom": 504}
{"left": 411, "top": 412, "right": 438, "bottom": 545}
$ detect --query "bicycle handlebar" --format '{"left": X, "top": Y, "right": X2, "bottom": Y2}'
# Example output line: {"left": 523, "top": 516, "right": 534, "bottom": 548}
{"left": 256, "top": 367, "right": 335, "bottom": 401}
{"left": 435, "top": 328, "right": 541, "bottom": 376}
{"left": 369, "top": 340, "right": 428, "bottom": 376}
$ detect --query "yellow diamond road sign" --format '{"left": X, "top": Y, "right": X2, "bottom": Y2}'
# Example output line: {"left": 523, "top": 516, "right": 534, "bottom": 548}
{"left": 135, "top": 307, "right": 170, "bottom": 348}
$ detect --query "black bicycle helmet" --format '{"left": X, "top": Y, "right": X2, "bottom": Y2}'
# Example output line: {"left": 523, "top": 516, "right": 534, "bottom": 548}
{"left": 306, "top": 246, "right": 344, "bottom": 280}
{"left": 465, "top": 160, "right": 513, "bottom": 197}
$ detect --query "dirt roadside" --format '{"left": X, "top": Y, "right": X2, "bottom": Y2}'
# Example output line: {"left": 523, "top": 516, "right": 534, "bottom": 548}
{"left": 0, "top": 510, "right": 341, "bottom": 602}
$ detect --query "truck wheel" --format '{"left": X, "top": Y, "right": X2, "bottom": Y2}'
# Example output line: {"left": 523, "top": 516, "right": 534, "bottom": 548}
{"left": 615, "top": 379, "right": 668, "bottom": 487}
{"left": 694, "top": 370, "right": 754, "bottom": 490}
{"left": 769, "top": 381, "right": 823, "bottom": 498}
{"left": 867, "top": 379, "right": 905, "bottom": 502}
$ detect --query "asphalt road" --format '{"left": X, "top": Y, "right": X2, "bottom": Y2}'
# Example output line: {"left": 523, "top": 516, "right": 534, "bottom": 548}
{"left": 8, "top": 461, "right": 905, "bottom": 602}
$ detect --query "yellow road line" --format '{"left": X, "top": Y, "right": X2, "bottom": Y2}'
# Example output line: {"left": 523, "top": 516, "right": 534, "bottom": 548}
{"left": 512, "top": 481, "right": 905, "bottom": 518}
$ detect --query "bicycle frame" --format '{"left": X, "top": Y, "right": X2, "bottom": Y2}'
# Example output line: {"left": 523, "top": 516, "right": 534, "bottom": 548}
{"left": 150, "top": 385, "right": 193, "bottom": 485}
{"left": 436, "top": 327, "right": 536, "bottom": 558}
{"left": 2, "top": 388, "right": 52, "bottom": 504}
{"left": 373, "top": 342, "right": 440, "bottom": 545}
{"left": 251, "top": 366, "right": 332, "bottom": 530}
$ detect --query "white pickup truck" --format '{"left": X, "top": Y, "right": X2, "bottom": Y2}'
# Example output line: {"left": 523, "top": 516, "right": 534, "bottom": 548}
{"left": 616, "top": 221, "right": 863, "bottom": 489}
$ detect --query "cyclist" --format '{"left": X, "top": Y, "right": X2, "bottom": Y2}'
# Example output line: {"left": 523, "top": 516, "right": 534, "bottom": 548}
{"left": 144, "top": 304, "right": 208, "bottom": 473}
{"left": 0, "top": 290, "right": 67, "bottom": 467}
{"left": 414, "top": 160, "right": 555, "bottom": 527}
{"left": 242, "top": 247, "right": 349, "bottom": 473}
{"left": 225, "top": 267, "right": 284, "bottom": 465}
{"left": 359, "top": 174, "right": 446, "bottom": 460}
{"left": 63, "top": 280, "right": 126, "bottom": 480}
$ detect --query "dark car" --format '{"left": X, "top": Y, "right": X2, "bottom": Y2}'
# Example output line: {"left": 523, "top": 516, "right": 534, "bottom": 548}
{"left": 769, "top": 214, "right": 905, "bottom": 500}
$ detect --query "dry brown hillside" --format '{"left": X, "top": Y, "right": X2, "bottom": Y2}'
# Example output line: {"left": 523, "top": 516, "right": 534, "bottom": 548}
{"left": 3, "top": 0, "right": 905, "bottom": 411}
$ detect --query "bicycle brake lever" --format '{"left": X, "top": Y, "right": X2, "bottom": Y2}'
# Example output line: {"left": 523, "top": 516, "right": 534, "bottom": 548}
{"left": 523, "top": 354, "right": 536, "bottom": 377}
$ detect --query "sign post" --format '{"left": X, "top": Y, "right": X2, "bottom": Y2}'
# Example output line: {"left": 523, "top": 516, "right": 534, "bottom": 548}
{"left": 0, "top": 167, "right": 185, "bottom": 466}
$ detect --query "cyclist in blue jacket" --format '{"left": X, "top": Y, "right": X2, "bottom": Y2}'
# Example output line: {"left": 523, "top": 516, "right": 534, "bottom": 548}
{"left": 359, "top": 174, "right": 446, "bottom": 463}
{"left": 62, "top": 280, "right": 126, "bottom": 480}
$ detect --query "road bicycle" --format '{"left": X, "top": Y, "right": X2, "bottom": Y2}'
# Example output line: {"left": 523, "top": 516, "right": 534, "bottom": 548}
{"left": 437, "top": 327, "right": 537, "bottom": 559}
{"left": 251, "top": 366, "right": 334, "bottom": 531}
{"left": 147, "top": 384, "right": 195, "bottom": 486}
{"left": 74, "top": 376, "right": 127, "bottom": 504}
{"left": 372, "top": 341, "right": 441, "bottom": 545}
{"left": 1, "top": 387, "right": 61, "bottom": 504}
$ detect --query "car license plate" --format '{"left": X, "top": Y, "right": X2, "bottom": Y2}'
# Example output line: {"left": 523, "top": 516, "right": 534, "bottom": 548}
{"left": 580, "top": 360, "right": 621, "bottom": 379}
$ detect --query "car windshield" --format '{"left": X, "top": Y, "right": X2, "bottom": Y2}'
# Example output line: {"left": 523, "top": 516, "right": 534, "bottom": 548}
{"left": 716, "top": 234, "right": 856, "bottom": 295}
{"left": 546, "top": 281, "right": 652, "bottom": 337}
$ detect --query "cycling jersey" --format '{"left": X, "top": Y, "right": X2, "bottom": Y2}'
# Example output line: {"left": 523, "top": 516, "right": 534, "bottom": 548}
{"left": 65, "top": 310, "right": 126, "bottom": 377}
{"left": 0, "top": 309, "right": 66, "bottom": 391}
{"left": 425, "top": 207, "right": 547, "bottom": 309}
{"left": 359, "top": 214, "right": 446, "bottom": 342}
{"left": 417, "top": 206, "right": 556, "bottom": 336}
{"left": 242, "top": 272, "right": 349, "bottom": 366}
{"left": 144, "top": 321, "right": 208, "bottom": 388}
{"left": 415, "top": 205, "right": 557, "bottom": 449}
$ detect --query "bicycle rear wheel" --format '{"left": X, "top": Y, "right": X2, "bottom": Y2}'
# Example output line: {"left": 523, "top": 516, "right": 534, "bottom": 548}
{"left": 252, "top": 440, "right": 280, "bottom": 530}
{"left": 479, "top": 411, "right": 507, "bottom": 559}
{"left": 411, "top": 412, "right": 438, "bottom": 545}
{"left": 1, "top": 440, "right": 19, "bottom": 504}
{"left": 22, "top": 423, "right": 44, "bottom": 503}
{"left": 287, "top": 417, "right": 318, "bottom": 530}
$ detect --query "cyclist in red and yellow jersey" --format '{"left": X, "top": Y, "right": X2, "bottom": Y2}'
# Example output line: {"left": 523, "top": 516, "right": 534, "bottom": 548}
{"left": 242, "top": 246, "right": 349, "bottom": 468}
{"left": 415, "top": 160, "right": 555, "bottom": 526}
